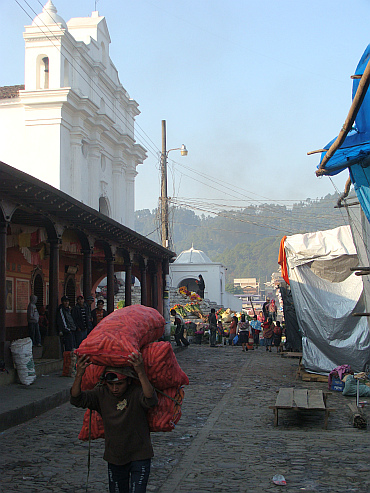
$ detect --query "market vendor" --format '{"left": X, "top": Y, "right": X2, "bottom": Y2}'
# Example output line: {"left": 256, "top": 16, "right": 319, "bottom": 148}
{"left": 70, "top": 352, "right": 158, "bottom": 493}
{"left": 170, "top": 308, "right": 190, "bottom": 347}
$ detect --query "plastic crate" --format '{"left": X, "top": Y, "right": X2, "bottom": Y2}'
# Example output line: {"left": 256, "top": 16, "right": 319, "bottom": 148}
{"left": 331, "top": 377, "right": 345, "bottom": 392}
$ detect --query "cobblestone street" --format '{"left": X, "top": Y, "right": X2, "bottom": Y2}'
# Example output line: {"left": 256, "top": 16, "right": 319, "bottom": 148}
{"left": 1, "top": 345, "right": 370, "bottom": 493}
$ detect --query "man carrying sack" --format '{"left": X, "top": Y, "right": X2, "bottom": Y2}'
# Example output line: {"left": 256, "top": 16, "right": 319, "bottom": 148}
{"left": 70, "top": 351, "right": 158, "bottom": 493}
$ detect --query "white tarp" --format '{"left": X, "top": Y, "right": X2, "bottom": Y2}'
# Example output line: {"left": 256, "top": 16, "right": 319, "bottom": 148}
{"left": 285, "top": 225, "right": 370, "bottom": 374}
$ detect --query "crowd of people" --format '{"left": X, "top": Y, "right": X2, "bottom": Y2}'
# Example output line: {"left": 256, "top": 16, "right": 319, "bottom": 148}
{"left": 170, "top": 295, "right": 284, "bottom": 352}
{"left": 27, "top": 293, "right": 108, "bottom": 351}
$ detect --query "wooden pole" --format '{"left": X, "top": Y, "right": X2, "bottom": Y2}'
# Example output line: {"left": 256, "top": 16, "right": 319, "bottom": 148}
{"left": 314, "top": 58, "right": 370, "bottom": 176}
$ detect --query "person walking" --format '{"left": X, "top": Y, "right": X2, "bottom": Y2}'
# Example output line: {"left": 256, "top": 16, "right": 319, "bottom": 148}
{"left": 92, "top": 299, "right": 108, "bottom": 328}
{"left": 262, "top": 298, "right": 270, "bottom": 322}
{"left": 228, "top": 315, "right": 238, "bottom": 346}
{"left": 268, "top": 299, "right": 277, "bottom": 321}
{"left": 250, "top": 314, "right": 262, "bottom": 349}
{"left": 217, "top": 319, "right": 226, "bottom": 345}
{"left": 71, "top": 352, "right": 158, "bottom": 493}
{"left": 85, "top": 295, "right": 94, "bottom": 334}
{"left": 208, "top": 308, "right": 217, "bottom": 347}
{"left": 170, "top": 308, "right": 190, "bottom": 347}
{"left": 56, "top": 296, "right": 77, "bottom": 352}
{"left": 72, "top": 295, "right": 89, "bottom": 347}
{"left": 38, "top": 305, "right": 48, "bottom": 344}
{"left": 262, "top": 318, "right": 274, "bottom": 352}
{"left": 273, "top": 320, "right": 283, "bottom": 353}
{"left": 27, "top": 294, "right": 41, "bottom": 346}
{"left": 195, "top": 275, "right": 205, "bottom": 299}
{"left": 237, "top": 314, "right": 250, "bottom": 352}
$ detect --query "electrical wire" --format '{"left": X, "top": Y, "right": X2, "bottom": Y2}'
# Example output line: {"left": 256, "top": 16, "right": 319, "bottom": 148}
{"left": 170, "top": 197, "right": 344, "bottom": 231}
{"left": 168, "top": 156, "right": 346, "bottom": 224}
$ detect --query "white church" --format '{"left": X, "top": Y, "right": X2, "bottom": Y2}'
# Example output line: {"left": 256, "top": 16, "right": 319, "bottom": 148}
{"left": 170, "top": 246, "right": 242, "bottom": 312}
{"left": 0, "top": 1, "right": 146, "bottom": 229}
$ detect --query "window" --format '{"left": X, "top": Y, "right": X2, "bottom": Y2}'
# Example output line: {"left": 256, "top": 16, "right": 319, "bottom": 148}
{"left": 99, "top": 196, "right": 110, "bottom": 217}
{"left": 63, "top": 58, "right": 69, "bottom": 87}
{"left": 40, "top": 57, "right": 49, "bottom": 89}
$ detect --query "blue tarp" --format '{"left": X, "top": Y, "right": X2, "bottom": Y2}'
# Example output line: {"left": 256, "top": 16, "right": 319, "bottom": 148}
{"left": 318, "top": 45, "right": 370, "bottom": 223}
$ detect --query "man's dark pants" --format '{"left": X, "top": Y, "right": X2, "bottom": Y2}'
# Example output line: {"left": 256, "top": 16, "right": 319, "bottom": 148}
{"left": 108, "top": 459, "right": 151, "bottom": 493}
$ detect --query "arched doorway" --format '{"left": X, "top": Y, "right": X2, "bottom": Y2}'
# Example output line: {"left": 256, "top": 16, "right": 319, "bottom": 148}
{"left": 33, "top": 273, "right": 44, "bottom": 311}
{"left": 65, "top": 277, "right": 76, "bottom": 307}
{"left": 177, "top": 277, "right": 198, "bottom": 292}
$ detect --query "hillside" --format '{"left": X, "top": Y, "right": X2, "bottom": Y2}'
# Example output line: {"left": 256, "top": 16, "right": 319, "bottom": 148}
{"left": 135, "top": 192, "right": 348, "bottom": 283}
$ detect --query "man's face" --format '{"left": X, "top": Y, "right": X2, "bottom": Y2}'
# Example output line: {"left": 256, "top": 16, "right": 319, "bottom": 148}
{"left": 97, "top": 302, "right": 104, "bottom": 310}
{"left": 63, "top": 300, "right": 69, "bottom": 308}
{"left": 86, "top": 299, "right": 93, "bottom": 306}
{"left": 106, "top": 379, "right": 128, "bottom": 398}
{"left": 78, "top": 297, "right": 85, "bottom": 306}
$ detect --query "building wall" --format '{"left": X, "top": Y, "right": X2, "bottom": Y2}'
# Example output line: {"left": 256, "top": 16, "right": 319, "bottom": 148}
{"left": 0, "top": 7, "right": 146, "bottom": 227}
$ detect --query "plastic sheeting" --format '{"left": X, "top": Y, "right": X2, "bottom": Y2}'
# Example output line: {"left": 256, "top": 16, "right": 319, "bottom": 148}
{"left": 285, "top": 225, "right": 370, "bottom": 374}
{"left": 279, "top": 285, "right": 302, "bottom": 351}
{"left": 316, "top": 44, "right": 370, "bottom": 225}
{"left": 346, "top": 204, "right": 370, "bottom": 314}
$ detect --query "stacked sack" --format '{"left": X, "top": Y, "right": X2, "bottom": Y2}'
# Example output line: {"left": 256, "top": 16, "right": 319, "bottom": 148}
{"left": 76, "top": 305, "right": 189, "bottom": 440}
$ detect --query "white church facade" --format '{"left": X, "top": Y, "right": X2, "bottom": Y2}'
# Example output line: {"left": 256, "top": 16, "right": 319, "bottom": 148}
{"left": 0, "top": 1, "right": 146, "bottom": 228}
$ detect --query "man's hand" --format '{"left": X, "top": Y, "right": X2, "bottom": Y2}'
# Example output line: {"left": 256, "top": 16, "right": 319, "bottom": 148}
{"left": 128, "top": 351, "right": 154, "bottom": 398}
{"left": 128, "top": 351, "right": 144, "bottom": 371}
{"left": 71, "top": 355, "right": 91, "bottom": 398}
{"left": 76, "top": 354, "right": 91, "bottom": 377}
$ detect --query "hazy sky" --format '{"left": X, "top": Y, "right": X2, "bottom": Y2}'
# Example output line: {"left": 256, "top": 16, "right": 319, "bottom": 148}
{"left": 2, "top": 0, "right": 370, "bottom": 213}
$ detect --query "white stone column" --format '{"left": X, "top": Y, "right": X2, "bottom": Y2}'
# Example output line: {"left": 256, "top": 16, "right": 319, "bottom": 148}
{"left": 89, "top": 145, "right": 102, "bottom": 211}
{"left": 112, "top": 160, "right": 125, "bottom": 224}
{"left": 70, "top": 134, "right": 83, "bottom": 200}
{"left": 125, "top": 166, "right": 137, "bottom": 230}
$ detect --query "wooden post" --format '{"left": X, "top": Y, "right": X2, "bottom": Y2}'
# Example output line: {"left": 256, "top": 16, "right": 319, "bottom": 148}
{"left": 48, "top": 239, "right": 60, "bottom": 335}
{"left": 106, "top": 257, "right": 115, "bottom": 314}
{"left": 82, "top": 248, "right": 92, "bottom": 300}
{"left": 151, "top": 263, "right": 158, "bottom": 310}
{"left": 0, "top": 222, "right": 6, "bottom": 362}
{"left": 140, "top": 257, "right": 148, "bottom": 306}
{"left": 125, "top": 260, "right": 132, "bottom": 307}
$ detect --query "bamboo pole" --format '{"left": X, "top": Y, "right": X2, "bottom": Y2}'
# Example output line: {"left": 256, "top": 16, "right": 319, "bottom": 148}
{"left": 314, "top": 58, "right": 370, "bottom": 176}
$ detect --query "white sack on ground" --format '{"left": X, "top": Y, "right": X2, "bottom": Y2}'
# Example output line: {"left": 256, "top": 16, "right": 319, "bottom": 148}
{"left": 285, "top": 225, "right": 370, "bottom": 374}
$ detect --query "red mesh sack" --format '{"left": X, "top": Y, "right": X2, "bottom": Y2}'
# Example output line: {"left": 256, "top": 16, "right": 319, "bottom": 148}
{"left": 62, "top": 351, "right": 71, "bottom": 377}
{"left": 148, "top": 387, "right": 184, "bottom": 432}
{"left": 62, "top": 351, "right": 77, "bottom": 377}
{"left": 142, "top": 342, "right": 189, "bottom": 390}
{"left": 81, "top": 364, "right": 106, "bottom": 391}
{"left": 75, "top": 305, "right": 165, "bottom": 366}
{"left": 78, "top": 387, "right": 184, "bottom": 439}
{"left": 78, "top": 409, "right": 105, "bottom": 441}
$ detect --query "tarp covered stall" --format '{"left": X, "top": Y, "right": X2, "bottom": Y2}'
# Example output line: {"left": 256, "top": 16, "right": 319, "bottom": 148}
{"left": 346, "top": 203, "right": 370, "bottom": 315}
{"left": 285, "top": 225, "right": 370, "bottom": 374}
{"left": 279, "top": 284, "right": 302, "bottom": 351}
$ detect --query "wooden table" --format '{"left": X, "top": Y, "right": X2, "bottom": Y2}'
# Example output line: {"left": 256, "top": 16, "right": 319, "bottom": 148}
{"left": 281, "top": 351, "right": 303, "bottom": 358}
{"left": 270, "top": 388, "right": 334, "bottom": 429}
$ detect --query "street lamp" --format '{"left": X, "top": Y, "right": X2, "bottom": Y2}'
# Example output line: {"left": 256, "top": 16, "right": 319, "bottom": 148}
{"left": 160, "top": 120, "right": 188, "bottom": 249}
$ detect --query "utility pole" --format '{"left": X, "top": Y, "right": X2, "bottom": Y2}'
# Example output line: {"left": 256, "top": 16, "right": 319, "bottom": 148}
{"left": 159, "top": 121, "right": 188, "bottom": 340}
{"left": 160, "top": 120, "right": 168, "bottom": 248}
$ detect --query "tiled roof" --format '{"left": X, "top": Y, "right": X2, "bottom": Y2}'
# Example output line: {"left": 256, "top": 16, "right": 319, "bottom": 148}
{"left": 0, "top": 85, "right": 24, "bottom": 99}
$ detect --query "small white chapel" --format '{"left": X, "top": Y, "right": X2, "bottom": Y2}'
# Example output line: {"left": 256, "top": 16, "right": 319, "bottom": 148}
{"left": 0, "top": 1, "right": 146, "bottom": 229}
{"left": 170, "top": 246, "right": 242, "bottom": 311}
